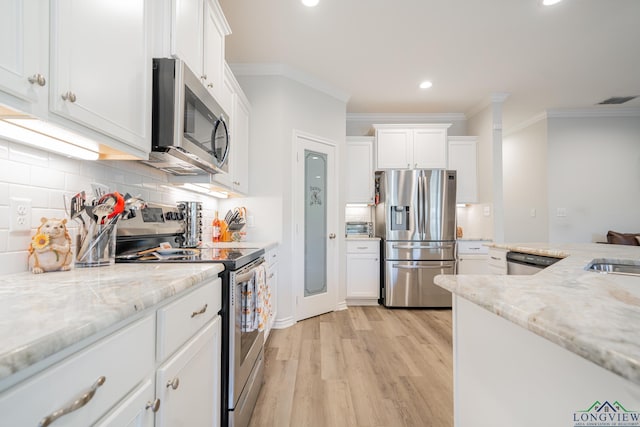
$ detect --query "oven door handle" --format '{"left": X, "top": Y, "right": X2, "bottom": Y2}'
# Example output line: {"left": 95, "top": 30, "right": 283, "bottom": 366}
{"left": 235, "top": 258, "right": 265, "bottom": 283}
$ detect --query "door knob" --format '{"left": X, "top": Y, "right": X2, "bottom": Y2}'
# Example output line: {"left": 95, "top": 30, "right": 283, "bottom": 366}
{"left": 329, "top": 233, "right": 336, "bottom": 239}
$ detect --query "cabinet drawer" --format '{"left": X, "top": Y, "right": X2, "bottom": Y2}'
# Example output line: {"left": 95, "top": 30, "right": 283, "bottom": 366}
{"left": 346, "top": 240, "right": 380, "bottom": 254}
{"left": 457, "top": 240, "right": 490, "bottom": 255}
{"left": 0, "top": 316, "right": 155, "bottom": 427}
{"left": 265, "top": 246, "right": 279, "bottom": 267}
{"left": 157, "top": 279, "right": 221, "bottom": 362}
{"left": 487, "top": 248, "right": 507, "bottom": 274}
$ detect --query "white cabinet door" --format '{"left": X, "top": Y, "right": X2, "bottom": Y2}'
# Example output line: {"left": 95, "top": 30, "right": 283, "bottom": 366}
{"left": 0, "top": 0, "right": 47, "bottom": 107}
{"left": 94, "top": 378, "right": 156, "bottom": 427}
{"left": 155, "top": 317, "right": 221, "bottom": 427}
{"left": 346, "top": 253, "right": 380, "bottom": 301}
{"left": 203, "top": 0, "right": 225, "bottom": 101}
{"left": 346, "top": 137, "right": 374, "bottom": 204}
{"left": 172, "top": 0, "right": 204, "bottom": 77}
{"left": 376, "top": 128, "right": 411, "bottom": 169}
{"left": 50, "top": 0, "right": 151, "bottom": 152}
{"left": 231, "top": 91, "right": 250, "bottom": 194}
{"left": 448, "top": 137, "right": 478, "bottom": 203}
{"left": 413, "top": 128, "right": 447, "bottom": 168}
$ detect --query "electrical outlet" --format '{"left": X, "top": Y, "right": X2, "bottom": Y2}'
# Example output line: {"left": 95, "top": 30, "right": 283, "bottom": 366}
{"left": 556, "top": 207, "right": 567, "bottom": 217}
{"left": 10, "top": 197, "right": 32, "bottom": 232}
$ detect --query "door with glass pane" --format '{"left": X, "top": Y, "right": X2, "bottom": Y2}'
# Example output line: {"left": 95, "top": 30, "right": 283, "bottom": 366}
{"left": 294, "top": 131, "right": 338, "bottom": 321}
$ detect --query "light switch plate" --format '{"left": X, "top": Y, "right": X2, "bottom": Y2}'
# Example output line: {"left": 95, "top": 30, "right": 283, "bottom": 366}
{"left": 10, "top": 197, "right": 32, "bottom": 232}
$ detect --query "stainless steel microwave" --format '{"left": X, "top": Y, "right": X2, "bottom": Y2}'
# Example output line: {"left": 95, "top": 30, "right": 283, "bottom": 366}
{"left": 143, "top": 58, "right": 230, "bottom": 176}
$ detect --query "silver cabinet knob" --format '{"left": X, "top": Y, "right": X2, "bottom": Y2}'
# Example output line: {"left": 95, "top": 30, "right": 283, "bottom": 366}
{"left": 145, "top": 398, "right": 161, "bottom": 412}
{"left": 200, "top": 75, "right": 207, "bottom": 80}
{"left": 28, "top": 73, "right": 46, "bottom": 86}
{"left": 207, "top": 83, "right": 213, "bottom": 88}
{"left": 414, "top": 163, "right": 418, "bottom": 168}
{"left": 61, "top": 92, "right": 77, "bottom": 103}
{"left": 329, "top": 233, "right": 336, "bottom": 239}
{"left": 167, "top": 377, "right": 180, "bottom": 390}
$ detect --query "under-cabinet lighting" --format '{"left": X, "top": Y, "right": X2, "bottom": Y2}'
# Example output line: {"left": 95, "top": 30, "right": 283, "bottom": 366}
{"left": 457, "top": 204, "right": 469, "bottom": 208}
{"left": 346, "top": 203, "right": 370, "bottom": 207}
{"left": 0, "top": 119, "right": 99, "bottom": 160}
{"left": 182, "top": 183, "right": 229, "bottom": 199}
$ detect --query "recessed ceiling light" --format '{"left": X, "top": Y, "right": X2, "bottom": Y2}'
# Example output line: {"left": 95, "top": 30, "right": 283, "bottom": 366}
{"left": 542, "top": 0, "right": 563, "bottom": 5}
{"left": 419, "top": 81, "right": 433, "bottom": 89}
{"left": 302, "top": 0, "right": 319, "bottom": 7}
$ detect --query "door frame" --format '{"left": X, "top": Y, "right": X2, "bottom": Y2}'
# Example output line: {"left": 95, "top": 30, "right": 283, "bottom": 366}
{"left": 291, "top": 129, "right": 339, "bottom": 321}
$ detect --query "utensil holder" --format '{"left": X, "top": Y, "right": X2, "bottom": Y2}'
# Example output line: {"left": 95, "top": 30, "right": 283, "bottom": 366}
{"left": 75, "top": 221, "right": 118, "bottom": 267}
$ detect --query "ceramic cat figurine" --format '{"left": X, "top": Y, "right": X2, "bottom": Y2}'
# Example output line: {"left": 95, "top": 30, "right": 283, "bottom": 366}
{"left": 28, "top": 217, "right": 73, "bottom": 274}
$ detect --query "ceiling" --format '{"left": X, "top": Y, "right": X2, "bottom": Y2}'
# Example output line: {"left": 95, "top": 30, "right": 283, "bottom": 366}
{"left": 219, "top": 0, "right": 640, "bottom": 130}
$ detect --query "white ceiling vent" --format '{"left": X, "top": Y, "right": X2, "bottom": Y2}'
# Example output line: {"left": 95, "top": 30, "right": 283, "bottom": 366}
{"left": 597, "top": 96, "right": 637, "bottom": 105}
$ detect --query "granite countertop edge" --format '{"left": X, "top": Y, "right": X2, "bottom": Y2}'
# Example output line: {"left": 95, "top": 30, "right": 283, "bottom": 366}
{"left": 0, "top": 263, "right": 225, "bottom": 384}
{"left": 435, "top": 242, "right": 640, "bottom": 385}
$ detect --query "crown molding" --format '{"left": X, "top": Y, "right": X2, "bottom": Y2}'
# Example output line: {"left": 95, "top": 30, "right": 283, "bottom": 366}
{"left": 346, "top": 112, "right": 466, "bottom": 123}
{"left": 504, "top": 112, "right": 548, "bottom": 136}
{"left": 466, "top": 92, "right": 511, "bottom": 119}
{"left": 228, "top": 63, "right": 351, "bottom": 103}
{"left": 546, "top": 106, "right": 640, "bottom": 118}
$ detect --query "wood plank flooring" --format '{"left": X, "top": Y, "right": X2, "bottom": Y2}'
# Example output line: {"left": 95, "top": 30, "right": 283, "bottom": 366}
{"left": 248, "top": 306, "right": 453, "bottom": 427}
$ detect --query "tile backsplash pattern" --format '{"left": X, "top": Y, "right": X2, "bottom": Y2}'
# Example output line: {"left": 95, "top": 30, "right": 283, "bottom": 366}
{"left": 0, "top": 137, "right": 219, "bottom": 275}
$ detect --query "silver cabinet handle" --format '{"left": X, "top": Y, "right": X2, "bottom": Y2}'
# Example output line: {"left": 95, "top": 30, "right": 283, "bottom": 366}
{"left": 61, "top": 92, "right": 76, "bottom": 103}
{"left": 329, "top": 233, "right": 336, "bottom": 239}
{"left": 490, "top": 256, "right": 502, "bottom": 261}
{"left": 268, "top": 273, "right": 274, "bottom": 279}
{"left": 200, "top": 75, "right": 207, "bottom": 80}
{"left": 356, "top": 246, "right": 368, "bottom": 249}
{"left": 38, "top": 376, "right": 106, "bottom": 427}
{"left": 145, "top": 398, "right": 161, "bottom": 412}
{"left": 167, "top": 378, "right": 180, "bottom": 390}
{"left": 191, "top": 304, "right": 208, "bottom": 318}
{"left": 207, "top": 83, "right": 213, "bottom": 88}
{"left": 28, "top": 73, "right": 46, "bottom": 86}
{"left": 414, "top": 163, "right": 417, "bottom": 168}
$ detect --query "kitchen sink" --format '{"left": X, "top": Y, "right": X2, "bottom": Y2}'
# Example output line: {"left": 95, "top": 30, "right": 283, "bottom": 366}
{"left": 585, "top": 258, "right": 640, "bottom": 276}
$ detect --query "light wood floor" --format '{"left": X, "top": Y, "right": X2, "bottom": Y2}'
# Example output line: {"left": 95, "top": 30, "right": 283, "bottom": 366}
{"left": 248, "top": 306, "right": 453, "bottom": 427}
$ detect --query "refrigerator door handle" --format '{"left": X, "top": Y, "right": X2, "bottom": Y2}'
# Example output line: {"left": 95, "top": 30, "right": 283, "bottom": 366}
{"left": 418, "top": 171, "right": 424, "bottom": 238}
{"left": 392, "top": 264, "right": 455, "bottom": 269}
{"left": 392, "top": 244, "right": 454, "bottom": 250}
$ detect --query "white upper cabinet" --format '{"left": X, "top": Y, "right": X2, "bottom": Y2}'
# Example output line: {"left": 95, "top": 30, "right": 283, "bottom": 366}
{"left": 50, "top": 0, "right": 151, "bottom": 154}
{"left": 172, "top": 0, "right": 204, "bottom": 78}
{"left": 346, "top": 136, "right": 375, "bottom": 204}
{"left": 0, "top": 0, "right": 47, "bottom": 110}
{"left": 169, "top": 0, "right": 230, "bottom": 102}
{"left": 215, "top": 64, "right": 249, "bottom": 195}
{"left": 374, "top": 124, "right": 451, "bottom": 170}
{"left": 448, "top": 136, "right": 478, "bottom": 203}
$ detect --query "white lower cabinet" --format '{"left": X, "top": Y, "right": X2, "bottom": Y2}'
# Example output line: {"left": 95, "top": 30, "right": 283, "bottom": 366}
{"left": 264, "top": 245, "right": 279, "bottom": 338}
{"left": 0, "top": 316, "right": 155, "bottom": 427}
{"left": 155, "top": 317, "right": 220, "bottom": 427}
{"left": 94, "top": 378, "right": 156, "bottom": 427}
{"left": 0, "top": 278, "right": 223, "bottom": 427}
{"left": 346, "top": 240, "right": 380, "bottom": 305}
{"left": 488, "top": 247, "right": 508, "bottom": 275}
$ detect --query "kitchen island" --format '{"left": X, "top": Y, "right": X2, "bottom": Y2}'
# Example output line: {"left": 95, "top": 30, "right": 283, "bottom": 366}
{"left": 435, "top": 243, "right": 640, "bottom": 427}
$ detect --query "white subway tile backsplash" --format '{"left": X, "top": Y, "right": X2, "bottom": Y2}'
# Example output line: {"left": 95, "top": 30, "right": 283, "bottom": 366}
{"left": 0, "top": 230, "right": 7, "bottom": 252}
{"left": 0, "top": 252, "right": 30, "bottom": 275}
{"left": 9, "top": 143, "right": 49, "bottom": 167}
{"left": 48, "top": 155, "right": 81, "bottom": 174}
{"left": 30, "top": 164, "right": 66, "bottom": 189}
{"left": 0, "top": 158, "right": 30, "bottom": 185}
{"left": 0, "top": 140, "right": 8, "bottom": 159}
{"left": 0, "top": 206, "right": 8, "bottom": 228}
{"left": 7, "top": 230, "right": 31, "bottom": 252}
{"left": 0, "top": 183, "right": 8, "bottom": 205}
{"left": 9, "top": 185, "right": 49, "bottom": 208}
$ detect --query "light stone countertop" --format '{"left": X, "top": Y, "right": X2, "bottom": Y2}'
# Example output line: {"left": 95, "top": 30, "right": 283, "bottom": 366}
{"left": 434, "top": 242, "right": 640, "bottom": 385}
{"left": 0, "top": 263, "right": 224, "bottom": 384}
{"left": 204, "top": 241, "right": 279, "bottom": 251}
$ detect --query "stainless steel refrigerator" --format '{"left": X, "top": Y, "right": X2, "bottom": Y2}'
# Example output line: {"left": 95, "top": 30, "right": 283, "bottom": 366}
{"left": 375, "top": 169, "right": 457, "bottom": 307}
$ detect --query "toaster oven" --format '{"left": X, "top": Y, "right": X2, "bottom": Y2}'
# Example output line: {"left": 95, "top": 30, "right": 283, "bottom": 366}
{"left": 345, "top": 221, "right": 373, "bottom": 238}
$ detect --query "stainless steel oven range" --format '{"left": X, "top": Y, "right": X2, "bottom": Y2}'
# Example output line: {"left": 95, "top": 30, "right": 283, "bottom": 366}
{"left": 115, "top": 204, "right": 264, "bottom": 427}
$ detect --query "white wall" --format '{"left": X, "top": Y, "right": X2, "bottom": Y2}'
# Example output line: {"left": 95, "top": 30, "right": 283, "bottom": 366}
{"left": 0, "top": 138, "right": 220, "bottom": 275}
{"left": 547, "top": 115, "right": 640, "bottom": 243}
{"left": 231, "top": 73, "right": 347, "bottom": 327}
{"left": 503, "top": 119, "right": 548, "bottom": 242}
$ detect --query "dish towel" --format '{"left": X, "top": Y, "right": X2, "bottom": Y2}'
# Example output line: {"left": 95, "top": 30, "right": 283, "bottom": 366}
{"left": 255, "top": 264, "right": 269, "bottom": 332}
{"left": 241, "top": 276, "right": 256, "bottom": 333}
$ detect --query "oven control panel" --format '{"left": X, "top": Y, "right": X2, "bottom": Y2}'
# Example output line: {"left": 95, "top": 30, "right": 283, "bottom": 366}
{"left": 117, "top": 203, "right": 185, "bottom": 237}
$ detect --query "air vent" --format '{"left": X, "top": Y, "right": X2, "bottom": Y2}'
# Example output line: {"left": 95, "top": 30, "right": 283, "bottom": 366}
{"left": 598, "top": 96, "right": 637, "bottom": 105}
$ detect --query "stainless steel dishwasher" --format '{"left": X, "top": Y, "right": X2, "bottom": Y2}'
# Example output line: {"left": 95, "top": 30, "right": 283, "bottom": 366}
{"left": 506, "top": 251, "right": 561, "bottom": 275}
